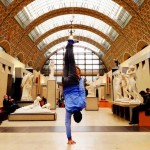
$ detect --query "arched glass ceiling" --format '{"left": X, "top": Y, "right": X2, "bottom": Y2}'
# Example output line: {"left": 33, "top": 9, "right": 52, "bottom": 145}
{"left": 15, "top": 0, "right": 132, "bottom": 28}
{"left": 43, "top": 47, "right": 105, "bottom": 81}
{"left": 50, "top": 46, "right": 100, "bottom": 59}
{"left": 37, "top": 29, "right": 111, "bottom": 51}
{"left": 0, "top": 0, "right": 13, "bottom": 6}
{"left": 29, "top": 14, "right": 118, "bottom": 42}
{"left": 44, "top": 41, "right": 104, "bottom": 58}
{"left": 133, "top": 0, "right": 144, "bottom": 6}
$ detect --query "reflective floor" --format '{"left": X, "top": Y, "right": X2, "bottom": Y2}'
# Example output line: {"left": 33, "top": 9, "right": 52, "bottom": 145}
{"left": 0, "top": 108, "right": 150, "bottom": 150}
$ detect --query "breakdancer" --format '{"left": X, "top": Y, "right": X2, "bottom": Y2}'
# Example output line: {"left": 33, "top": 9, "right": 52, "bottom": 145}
{"left": 62, "top": 39, "right": 86, "bottom": 144}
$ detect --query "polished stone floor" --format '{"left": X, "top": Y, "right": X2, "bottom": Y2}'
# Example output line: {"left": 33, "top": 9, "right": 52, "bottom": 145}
{"left": 0, "top": 108, "right": 150, "bottom": 150}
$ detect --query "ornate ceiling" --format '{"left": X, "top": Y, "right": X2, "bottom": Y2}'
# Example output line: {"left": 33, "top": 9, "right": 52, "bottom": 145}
{"left": 0, "top": 0, "right": 149, "bottom": 72}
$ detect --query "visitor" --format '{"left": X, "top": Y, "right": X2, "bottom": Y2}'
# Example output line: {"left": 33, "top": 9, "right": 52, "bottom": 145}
{"left": 62, "top": 39, "right": 86, "bottom": 144}
{"left": 129, "top": 90, "right": 150, "bottom": 125}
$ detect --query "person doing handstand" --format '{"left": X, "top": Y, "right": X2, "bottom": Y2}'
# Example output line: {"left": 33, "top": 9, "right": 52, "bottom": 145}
{"left": 62, "top": 39, "right": 86, "bottom": 145}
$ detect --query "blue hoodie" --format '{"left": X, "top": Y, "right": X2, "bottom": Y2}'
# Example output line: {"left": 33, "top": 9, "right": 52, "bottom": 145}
{"left": 63, "top": 78, "right": 86, "bottom": 113}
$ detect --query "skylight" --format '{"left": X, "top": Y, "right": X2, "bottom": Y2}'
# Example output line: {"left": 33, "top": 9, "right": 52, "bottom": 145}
{"left": 44, "top": 41, "right": 104, "bottom": 58}
{"left": 132, "top": 0, "right": 144, "bottom": 6}
{"left": 15, "top": 0, "right": 132, "bottom": 28}
{"left": 29, "top": 14, "right": 118, "bottom": 42}
{"left": 0, "top": 0, "right": 13, "bottom": 6}
{"left": 37, "top": 29, "right": 111, "bottom": 51}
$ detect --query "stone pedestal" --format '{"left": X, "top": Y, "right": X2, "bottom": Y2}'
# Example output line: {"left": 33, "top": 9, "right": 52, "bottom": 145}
{"left": 32, "top": 84, "right": 37, "bottom": 100}
{"left": 47, "top": 80, "right": 56, "bottom": 110}
{"left": 86, "top": 97, "right": 99, "bottom": 111}
{"left": 41, "top": 85, "right": 47, "bottom": 98}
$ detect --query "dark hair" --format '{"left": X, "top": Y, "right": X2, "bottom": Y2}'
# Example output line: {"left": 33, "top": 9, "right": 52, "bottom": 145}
{"left": 73, "top": 111, "right": 82, "bottom": 123}
{"left": 146, "top": 88, "right": 149, "bottom": 91}
{"left": 139, "top": 91, "right": 146, "bottom": 95}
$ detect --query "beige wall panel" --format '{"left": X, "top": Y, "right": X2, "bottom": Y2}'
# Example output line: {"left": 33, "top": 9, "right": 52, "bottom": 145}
{"left": 136, "top": 59, "right": 150, "bottom": 92}
{"left": 0, "top": 52, "right": 24, "bottom": 77}
{"left": 0, "top": 66, "right": 8, "bottom": 107}
{"left": 121, "top": 45, "right": 150, "bottom": 67}
{"left": 47, "top": 80, "right": 56, "bottom": 110}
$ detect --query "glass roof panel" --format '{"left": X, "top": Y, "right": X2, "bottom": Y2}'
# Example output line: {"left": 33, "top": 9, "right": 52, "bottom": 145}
{"left": 132, "top": 0, "right": 144, "bottom": 6}
{"left": 0, "top": 0, "right": 13, "bottom": 6}
{"left": 37, "top": 29, "right": 111, "bottom": 50}
{"left": 50, "top": 46, "right": 99, "bottom": 60}
{"left": 44, "top": 41, "right": 104, "bottom": 58}
{"left": 29, "top": 14, "right": 118, "bottom": 41}
{"left": 15, "top": 0, "right": 132, "bottom": 28}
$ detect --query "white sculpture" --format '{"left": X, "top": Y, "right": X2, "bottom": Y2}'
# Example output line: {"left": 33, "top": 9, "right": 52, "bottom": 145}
{"left": 94, "top": 73, "right": 102, "bottom": 88}
{"left": 42, "top": 103, "right": 51, "bottom": 110}
{"left": 113, "top": 70, "right": 122, "bottom": 101}
{"left": 121, "top": 73, "right": 130, "bottom": 101}
{"left": 49, "top": 60, "right": 55, "bottom": 80}
{"left": 126, "top": 65, "right": 140, "bottom": 103}
{"left": 86, "top": 80, "right": 96, "bottom": 97}
{"left": 14, "top": 96, "right": 51, "bottom": 113}
{"left": 21, "top": 73, "right": 34, "bottom": 101}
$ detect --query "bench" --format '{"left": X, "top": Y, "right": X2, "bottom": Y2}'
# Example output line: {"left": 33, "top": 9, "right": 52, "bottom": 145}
{"left": 139, "top": 109, "right": 150, "bottom": 126}
{"left": 8, "top": 112, "right": 57, "bottom": 121}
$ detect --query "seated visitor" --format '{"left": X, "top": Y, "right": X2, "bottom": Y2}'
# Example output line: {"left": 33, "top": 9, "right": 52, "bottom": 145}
{"left": 3, "top": 95, "right": 19, "bottom": 113}
{"left": 3, "top": 95, "right": 10, "bottom": 112}
{"left": 129, "top": 90, "right": 150, "bottom": 125}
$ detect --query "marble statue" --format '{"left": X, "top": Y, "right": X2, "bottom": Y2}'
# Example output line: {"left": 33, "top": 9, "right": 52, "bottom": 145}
{"left": 94, "top": 73, "right": 102, "bottom": 88}
{"left": 121, "top": 73, "right": 130, "bottom": 101}
{"left": 21, "top": 73, "right": 34, "bottom": 101}
{"left": 86, "top": 80, "right": 96, "bottom": 97}
{"left": 113, "top": 70, "right": 123, "bottom": 101}
{"left": 14, "top": 96, "right": 51, "bottom": 113}
{"left": 49, "top": 60, "right": 55, "bottom": 80}
{"left": 126, "top": 65, "right": 140, "bottom": 103}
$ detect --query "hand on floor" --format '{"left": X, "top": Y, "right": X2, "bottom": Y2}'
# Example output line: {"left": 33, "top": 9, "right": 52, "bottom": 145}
{"left": 67, "top": 139, "right": 76, "bottom": 145}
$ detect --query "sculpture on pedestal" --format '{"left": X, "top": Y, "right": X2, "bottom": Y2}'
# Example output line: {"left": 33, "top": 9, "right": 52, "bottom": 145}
{"left": 121, "top": 73, "right": 130, "bottom": 101}
{"left": 126, "top": 65, "right": 140, "bottom": 103}
{"left": 86, "top": 80, "right": 96, "bottom": 97}
{"left": 94, "top": 73, "right": 102, "bottom": 88}
{"left": 113, "top": 70, "right": 122, "bottom": 101}
{"left": 14, "top": 96, "right": 51, "bottom": 113}
{"left": 21, "top": 73, "right": 34, "bottom": 101}
{"left": 49, "top": 60, "right": 55, "bottom": 80}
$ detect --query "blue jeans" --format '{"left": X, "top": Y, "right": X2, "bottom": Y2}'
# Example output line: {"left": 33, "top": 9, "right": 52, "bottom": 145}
{"left": 65, "top": 110, "right": 73, "bottom": 139}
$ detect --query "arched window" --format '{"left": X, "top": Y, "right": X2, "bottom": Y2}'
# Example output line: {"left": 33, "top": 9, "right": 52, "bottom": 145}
{"left": 42, "top": 46, "right": 107, "bottom": 82}
{"left": 124, "top": 53, "right": 131, "bottom": 61}
{"left": 137, "top": 40, "right": 148, "bottom": 52}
